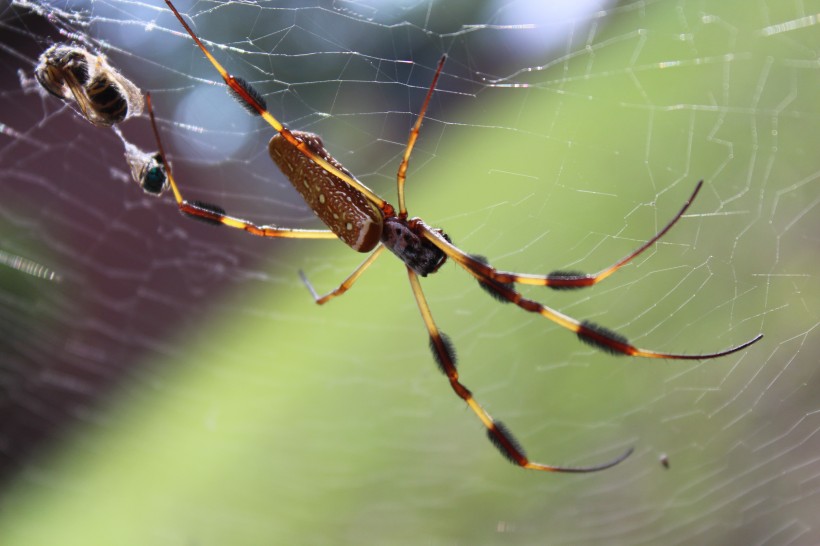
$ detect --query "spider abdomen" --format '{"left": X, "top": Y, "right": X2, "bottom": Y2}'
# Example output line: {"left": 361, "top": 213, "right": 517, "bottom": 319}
{"left": 268, "top": 131, "right": 383, "bottom": 252}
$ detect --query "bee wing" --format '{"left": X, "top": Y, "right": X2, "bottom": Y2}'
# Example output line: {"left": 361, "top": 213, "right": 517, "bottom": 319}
{"left": 95, "top": 53, "right": 143, "bottom": 119}
{"left": 59, "top": 70, "right": 102, "bottom": 125}
{"left": 111, "top": 70, "right": 144, "bottom": 118}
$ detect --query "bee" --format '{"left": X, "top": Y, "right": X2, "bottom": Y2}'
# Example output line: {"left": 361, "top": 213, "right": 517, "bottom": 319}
{"left": 34, "top": 43, "right": 143, "bottom": 127}
{"left": 123, "top": 142, "right": 168, "bottom": 196}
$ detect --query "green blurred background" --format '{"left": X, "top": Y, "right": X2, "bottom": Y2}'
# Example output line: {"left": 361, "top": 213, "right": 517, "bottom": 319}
{"left": 0, "top": 0, "right": 817, "bottom": 544}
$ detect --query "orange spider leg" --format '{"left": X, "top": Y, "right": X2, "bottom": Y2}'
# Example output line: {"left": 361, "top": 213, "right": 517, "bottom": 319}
{"left": 540, "top": 180, "right": 705, "bottom": 289}
{"left": 396, "top": 55, "right": 447, "bottom": 218}
{"left": 163, "top": 0, "right": 393, "bottom": 216}
{"left": 414, "top": 219, "right": 763, "bottom": 360}
{"left": 422, "top": 180, "right": 705, "bottom": 289}
{"left": 406, "top": 267, "right": 633, "bottom": 472}
{"left": 146, "top": 93, "right": 337, "bottom": 240}
{"left": 300, "top": 245, "right": 387, "bottom": 304}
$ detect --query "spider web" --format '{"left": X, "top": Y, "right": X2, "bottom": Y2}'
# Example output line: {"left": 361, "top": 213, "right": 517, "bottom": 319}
{"left": 0, "top": 0, "right": 818, "bottom": 544}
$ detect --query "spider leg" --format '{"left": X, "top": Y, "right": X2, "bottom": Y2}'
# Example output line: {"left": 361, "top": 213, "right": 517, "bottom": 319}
{"left": 396, "top": 55, "right": 446, "bottom": 218}
{"left": 415, "top": 220, "right": 763, "bottom": 359}
{"left": 163, "top": 0, "right": 393, "bottom": 216}
{"left": 406, "top": 267, "right": 633, "bottom": 473}
{"left": 420, "top": 181, "right": 704, "bottom": 289}
{"left": 543, "top": 180, "right": 704, "bottom": 289}
{"left": 146, "top": 93, "right": 337, "bottom": 240}
{"left": 300, "top": 245, "right": 386, "bottom": 304}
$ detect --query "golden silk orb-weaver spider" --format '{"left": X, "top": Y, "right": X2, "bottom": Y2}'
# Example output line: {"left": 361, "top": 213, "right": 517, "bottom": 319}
{"left": 152, "top": 0, "right": 763, "bottom": 473}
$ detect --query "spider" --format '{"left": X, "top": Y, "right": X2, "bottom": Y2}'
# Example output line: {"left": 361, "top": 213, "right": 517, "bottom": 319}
{"left": 150, "top": 0, "right": 763, "bottom": 473}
